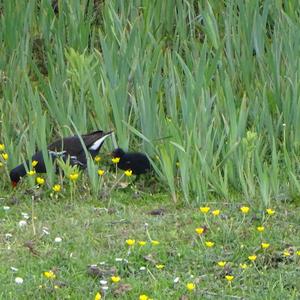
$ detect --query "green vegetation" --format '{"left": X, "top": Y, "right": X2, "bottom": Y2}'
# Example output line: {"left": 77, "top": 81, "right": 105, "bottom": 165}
{"left": 1, "top": 0, "right": 300, "bottom": 299}
{"left": 1, "top": 193, "right": 300, "bottom": 299}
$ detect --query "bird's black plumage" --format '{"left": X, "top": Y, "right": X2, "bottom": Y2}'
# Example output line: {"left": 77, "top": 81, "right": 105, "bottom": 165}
{"left": 112, "top": 148, "right": 151, "bottom": 175}
{"left": 10, "top": 130, "right": 112, "bottom": 186}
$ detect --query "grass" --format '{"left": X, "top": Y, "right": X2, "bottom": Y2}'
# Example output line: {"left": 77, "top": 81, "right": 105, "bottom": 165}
{"left": 1, "top": 0, "right": 300, "bottom": 298}
{"left": 1, "top": 188, "right": 300, "bottom": 299}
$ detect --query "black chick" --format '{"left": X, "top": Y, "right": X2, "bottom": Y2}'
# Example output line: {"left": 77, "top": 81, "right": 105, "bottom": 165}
{"left": 111, "top": 148, "right": 151, "bottom": 175}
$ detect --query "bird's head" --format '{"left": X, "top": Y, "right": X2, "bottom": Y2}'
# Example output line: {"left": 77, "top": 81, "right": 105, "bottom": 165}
{"left": 111, "top": 148, "right": 125, "bottom": 158}
{"left": 9, "top": 169, "right": 21, "bottom": 188}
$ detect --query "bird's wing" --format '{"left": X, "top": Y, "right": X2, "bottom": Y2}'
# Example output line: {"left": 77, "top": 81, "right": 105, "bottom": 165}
{"left": 82, "top": 131, "right": 112, "bottom": 150}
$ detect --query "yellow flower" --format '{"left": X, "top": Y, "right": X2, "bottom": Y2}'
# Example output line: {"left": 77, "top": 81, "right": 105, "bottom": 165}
{"left": 112, "top": 157, "right": 120, "bottom": 164}
{"left": 212, "top": 209, "right": 220, "bottom": 216}
{"left": 97, "top": 169, "right": 105, "bottom": 176}
{"left": 195, "top": 227, "right": 204, "bottom": 235}
{"left": 296, "top": 250, "right": 300, "bottom": 256}
{"left": 0, "top": 143, "right": 5, "bottom": 151}
{"left": 126, "top": 239, "right": 135, "bottom": 246}
{"left": 95, "top": 292, "right": 101, "bottom": 300}
{"left": 205, "top": 241, "right": 215, "bottom": 248}
{"left": 283, "top": 250, "right": 290, "bottom": 257}
{"left": 257, "top": 226, "right": 265, "bottom": 232}
{"left": 217, "top": 261, "right": 226, "bottom": 267}
{"left": 124, "top": 169, "right": 132, "bottom": 177}
{"left": 138, "top": 241, "right": 147, "bottom": 246}
{"left": 1, "top": 153, "right": 8, "bottom": 160}
{"left": 199, "top": 206, "right": 210, "bottom": 213}
{"left": 111, "top": 276, "right": 120, "bottom": 283}
{"left": 27, "top": 170, "right": 36, "bottom": 176}
{"left": 43, "top": 270, "right": 56, "bottom": 279}
{"left": 266, "top": 208, "right": 275, "bottom": 215}
{"left": 186, "top": 282, "right": 196, "bottom": 291}
{"left": 225, "top": 275, "right": 234, "bottom": 282}
{"left": 52, "top": 184, "right": 61, "bottom": 192}
{"left": 248, "top": 255, "right": 257, "bottom": 262}
{"left": 94, "top": 156, "right": 101, "bottom": 163}
{"left": 240, "top": 206, "right": 250, "bottom": 214}
{"left": 261, "top": 243, "right": 270, "bottom": 249}
{"left": 156, "top": 264, "right": 164, "bottom": 269}
{"left": 36, "top": 177, "right": 45, "bottom": 185}
{"left": 32, "top": 160, "right": 38, "bottom": 167}
{"left": 151, "top": 240, "right": 160, "bottom": 246}
{"left": 239, "top": 263, "right": 248, "bottom": 269}
{"left": 139, "top": 295, "right": 149, "bottom": 300}
{"left": 68, "top": 172, "right": 79, "bottom": 181}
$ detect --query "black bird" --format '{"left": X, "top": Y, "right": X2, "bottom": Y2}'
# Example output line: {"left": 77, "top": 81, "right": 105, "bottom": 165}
{"left": 111, "top": 148, "right": 151, "bottom": 175}
{"left": 10, "top": 130, "right": 112, "bottom": 187}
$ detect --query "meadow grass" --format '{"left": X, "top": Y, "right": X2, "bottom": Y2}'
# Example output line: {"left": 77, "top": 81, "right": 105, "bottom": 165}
{"left": 1, "top": 0, "right": 300, "bottom": 299}
{"left": 1, "top": 185, "right": 300, "bottom": 299}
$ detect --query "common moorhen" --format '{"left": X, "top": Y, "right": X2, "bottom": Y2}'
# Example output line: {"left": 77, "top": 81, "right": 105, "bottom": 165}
{"left": 10, "top": 130, "right": 112, "bottom": 186}
{"left": 111, "top": 148, "right": 151, "bottom": 175}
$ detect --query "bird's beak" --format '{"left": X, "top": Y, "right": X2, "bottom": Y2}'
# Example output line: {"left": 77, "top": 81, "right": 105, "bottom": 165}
{"left": 105, "top": 130, "right": 114, "bottom": 136}
{"left": 11, "top": 181, "right": 17, "bottom": 188}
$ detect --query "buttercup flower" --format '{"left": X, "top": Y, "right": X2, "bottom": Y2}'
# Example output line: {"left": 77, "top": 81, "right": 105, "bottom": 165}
{"left": 52, "top": 184, "right": 61, "bottom": 192}
{"left": 186, "top": 282, "right": 196, "bottom": 291}
{"left": 0, "top": 144, "right": 5, "bottom": 151}
{"left": 240, "top": 206, "right": 250, "bottom": 214}
{"left": 296, "top": 250, "right": 300, "bottom": 256}
{"left": 195, "top": 227, "right": 204, "bottom": 235}
{"left": 97, "top": 169, "right": 105, "bottom": 176}
{"left": 111, "top": 276, "right": 121, "bottom": 283}
{"left": 225, "top": 275, "right": 234, "bottom": 282}
{"left": 139, "top": 295, "right": 149, "bottom": 300}
{"left": 261, "top": 243, "right": 270, "bottom": 249}
{"left": 240, "top": 263, "right": 248, "bottom": 269}
{"left": 126, "top": 239, "right": 135, "bottom": 246}
{"left": 266, "top": 208, "right": 275, "bottom": 215}
{"left": 112, "top": 157, "right": 120, "bottom": 164}
{"left": 151, "top": 240, "right": 160, "bottom": 246}
{"left": 27, "top": 170, "right": 36, "bottom": 176}
{"left": 1, "top": 153, "right": 8, "bottom": 160}
{"left": 205, "top": 241, "right": 215, "bottom": 248}
{"left": 94, "top": 156, "right": 101, "bottom": 163}
{"left": 248, "top": 255, "right": 257, "bottom": 262}
{"left": 43, "top": 270, "right": 56, "bottom": 279}
{"left": 212, "top": 209, "right": 220, "bottom": 216}
{"left": 257, "top": 226, "right": 265, "bottom": 232}
{"left": 68, "top": 172, "right": 79, "bottom": 181}
{"left": 199, "top": 206, "right": 210, "bottom": 213}
{"left": 124, "top": 169, "right": 132, "bottom": 177}
{"left": 36, "top": 177, "right": 45, "bottom": 185}
{"left": 94, "top": 292, "right": 101, "bottom": 300}
{"left": 32, "top": 160, "right": 38, "bottom": 167}
{"left": 156, "top": 264, "right": 164, "bottom": 269}
{"left": 138, "top": 241, "right": 147, "bottom": 246}
{"left": 217, "top": 261, "right": 226, "bottom": 267}
{"left": 283, "top": 250, "right": 290, "bottom": 257}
